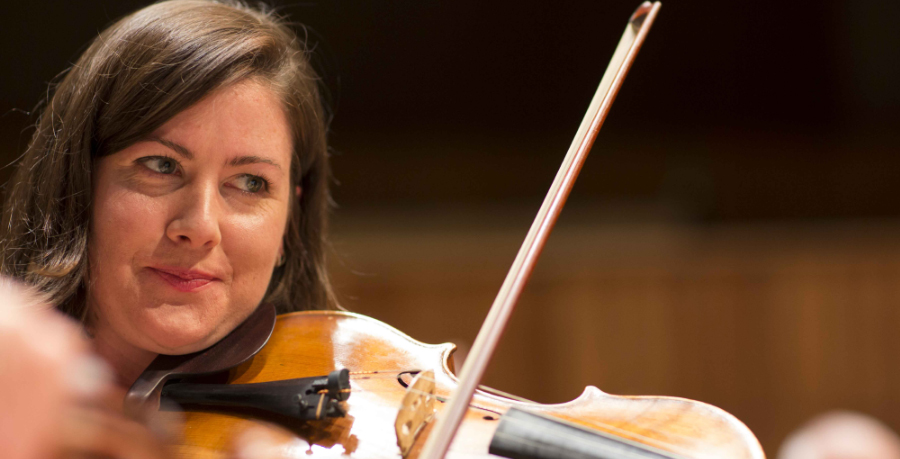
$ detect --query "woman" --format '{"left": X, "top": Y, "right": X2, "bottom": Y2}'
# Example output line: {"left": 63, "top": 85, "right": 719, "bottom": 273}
{"left": 1, "top": 0, "right": 336, "bottom": 457}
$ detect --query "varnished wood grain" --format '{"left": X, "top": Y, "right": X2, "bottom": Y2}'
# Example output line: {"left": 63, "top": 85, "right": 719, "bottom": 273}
{"left": 329, "top": 214, "right": 900, "bottom": 454}
{"left": 170, "top": 311, "right": 763, "bottom": 458}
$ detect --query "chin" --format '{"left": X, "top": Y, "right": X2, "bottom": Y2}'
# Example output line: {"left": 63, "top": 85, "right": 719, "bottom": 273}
{"left": 154, "top": 334, "right": 221, "bottom": 355}
{"left": 138, "top": 305, "right": 233, "bottom": 355}
{"left": 145, "top": 326, "right": 221, "bottom": 355}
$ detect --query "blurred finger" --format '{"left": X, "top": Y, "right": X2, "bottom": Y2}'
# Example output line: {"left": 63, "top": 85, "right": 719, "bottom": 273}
{"left": 59, "top": 406, "right": 170, "bottom": 459}
{"left": 0, "top": 278, "right": 88, "bottom": 459}
{"left": 232, "top": 424, "right": 298, "bottom": 459}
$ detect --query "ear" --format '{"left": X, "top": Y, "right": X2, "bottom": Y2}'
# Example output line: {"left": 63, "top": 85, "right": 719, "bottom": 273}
{"left": 276, "top": 245, "right": 286, "bottom": 267}
{"left": 295, "top": 186, "right": 302, "bottom": 198}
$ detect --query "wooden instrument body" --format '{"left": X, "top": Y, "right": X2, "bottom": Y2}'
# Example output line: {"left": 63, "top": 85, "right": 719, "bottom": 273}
{"left": 172, "top": 311, "right": 764, "bottom": 459}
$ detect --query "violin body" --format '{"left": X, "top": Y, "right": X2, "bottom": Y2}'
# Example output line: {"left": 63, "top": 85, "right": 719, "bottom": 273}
{"left": 170, "top": 311, "right": 764, "bottom": 459}
{"left": 152, "top": 4, "right": 760, "bottom": 458}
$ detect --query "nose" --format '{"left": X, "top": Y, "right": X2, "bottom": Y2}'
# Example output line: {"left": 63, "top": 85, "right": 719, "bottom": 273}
{"left": 165, "top": 182, "right": 222, "bottom": 249}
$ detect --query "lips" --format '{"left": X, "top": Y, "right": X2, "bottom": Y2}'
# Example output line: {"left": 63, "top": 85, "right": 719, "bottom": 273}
{"left": 149, "top": 266, "right": 220, "bottom": 293}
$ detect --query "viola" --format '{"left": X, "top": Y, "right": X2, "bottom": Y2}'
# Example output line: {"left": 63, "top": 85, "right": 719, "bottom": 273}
{"left": 126, "top": 3, "right": 767, "bottom": 458}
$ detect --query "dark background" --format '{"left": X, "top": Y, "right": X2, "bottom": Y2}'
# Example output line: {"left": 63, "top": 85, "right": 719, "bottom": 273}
{"left": 3, "top": 1, "right": 900, "bottom": 456}
{"left": 4, "top": 1, "right": 899, "bottom": 219}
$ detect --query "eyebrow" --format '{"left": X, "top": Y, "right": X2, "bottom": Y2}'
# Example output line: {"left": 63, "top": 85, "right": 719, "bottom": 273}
{"left": 228, "top": 155, "right": 282, "bottom": 170}
{"left": 147, "top": 136, "right": 282, "bottom": 170}
{"left": 149, "top": 136, "right": 193, "bottom": 160}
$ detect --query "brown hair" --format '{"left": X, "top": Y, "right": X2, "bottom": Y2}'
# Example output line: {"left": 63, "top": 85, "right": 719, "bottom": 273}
{"left": 0, "top": 0, "right": 337, "bottom": 319}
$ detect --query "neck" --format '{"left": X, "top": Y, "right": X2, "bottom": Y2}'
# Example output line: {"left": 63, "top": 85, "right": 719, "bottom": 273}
{"left": 90, "top": 324, "right": 158, "bottom": 389}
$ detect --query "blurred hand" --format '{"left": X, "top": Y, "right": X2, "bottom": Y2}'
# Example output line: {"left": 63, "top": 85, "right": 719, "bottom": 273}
{"left": 0, "top": 277, "right": 172, "bottom": 459}
{"left": 778, "top": 410, "right": 900, "bottom": 459}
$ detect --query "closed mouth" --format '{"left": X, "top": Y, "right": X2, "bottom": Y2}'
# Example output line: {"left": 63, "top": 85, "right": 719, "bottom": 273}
{"left": 149, "top": 266, "right": 219, "bottom": 292}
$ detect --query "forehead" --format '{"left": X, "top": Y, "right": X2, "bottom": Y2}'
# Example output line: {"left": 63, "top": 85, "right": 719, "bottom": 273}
{"left": 151, "top": 81, "right": 293, "bottom": 167}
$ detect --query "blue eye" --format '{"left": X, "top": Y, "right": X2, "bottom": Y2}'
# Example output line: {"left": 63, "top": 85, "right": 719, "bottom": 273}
{"left": 140, "top": 157, "right": 178, "bottom": 175}
{"left": 235, "top": 175, "right": 267, "bottom": 193}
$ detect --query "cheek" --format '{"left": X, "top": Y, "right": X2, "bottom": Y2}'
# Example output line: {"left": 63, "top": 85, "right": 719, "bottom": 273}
{"left": 91, "top": 175, "right": 160, "bottom": 268}
{"left": 94, "top": 193, "right": 164, "bottom": 245}
{"left": 90, "top": 190, "right": 165, "bottom": 273}
{"left": 87, "top": 189, "right": 169, "bottom": 347}
{"left": 220, "top": 209, "right": 289, "bottom": 302}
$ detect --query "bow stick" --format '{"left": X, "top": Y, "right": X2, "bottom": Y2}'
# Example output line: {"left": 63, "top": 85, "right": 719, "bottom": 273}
{"left": 417, "top": 3, "right": 662, "bottom": 458}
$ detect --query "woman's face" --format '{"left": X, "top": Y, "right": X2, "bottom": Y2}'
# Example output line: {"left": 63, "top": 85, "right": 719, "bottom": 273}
{"left": 88, "top": 81, "right": 293, "bottom": 355}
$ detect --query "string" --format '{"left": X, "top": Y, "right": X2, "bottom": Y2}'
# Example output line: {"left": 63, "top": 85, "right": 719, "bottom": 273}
{"left": 317, "top": 386, "right": 504, "bottom": 417}
{"left": 418, "top": 4, "right": 664, "bottom": 459}
{"left": 336, "top": 386, "right": 692, "bottom": 458}
{"left": 491, "top": 420, "right": 685, "bottom": 459}
{"left": 348, "top": 370, "right": 536, "bottom": 404}
{"left": 352, "top": 369, "right": 707, "bottom": 448}
{"left": 339, "top": 369, "right": 699, "bottom": 457}
{"left": 225, "top": 368, "right": 693, "bottom": 458}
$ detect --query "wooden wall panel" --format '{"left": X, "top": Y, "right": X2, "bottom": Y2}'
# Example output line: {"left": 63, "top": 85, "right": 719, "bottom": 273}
{"left": 329, "top": 211, "right": 900, "bottom": 455}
